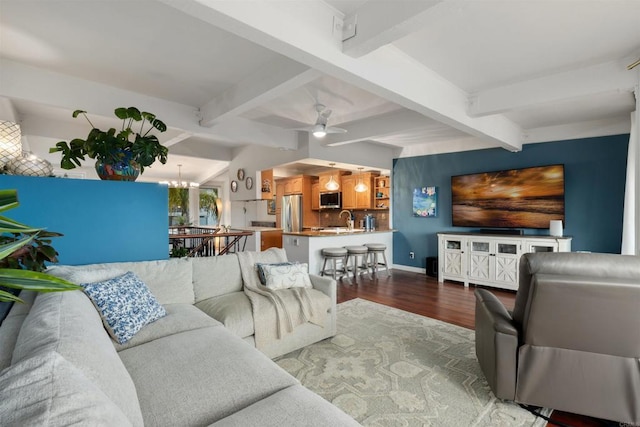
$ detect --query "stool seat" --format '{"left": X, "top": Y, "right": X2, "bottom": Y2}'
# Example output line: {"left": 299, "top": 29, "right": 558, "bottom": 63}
{"left": 364, "top": 243, "right": 386, "bottom": 251}
{"left": 344, "top": 245, "right": 369, "bottom": 254}
{"left": 322, "top": 247, "right": 348, "bottom": 257}
{"left": 320, "top": 247, "right": 348, "bottom": 279}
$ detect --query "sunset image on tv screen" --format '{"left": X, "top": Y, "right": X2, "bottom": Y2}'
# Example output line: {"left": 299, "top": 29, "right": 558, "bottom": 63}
{"left": 451, "top": 164, "right": 565, "bottom": 229}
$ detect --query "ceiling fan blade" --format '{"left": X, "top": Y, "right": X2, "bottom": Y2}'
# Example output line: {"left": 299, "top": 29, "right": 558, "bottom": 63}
{"left": 325, "top": 126, "right": 347, "bottom": 134}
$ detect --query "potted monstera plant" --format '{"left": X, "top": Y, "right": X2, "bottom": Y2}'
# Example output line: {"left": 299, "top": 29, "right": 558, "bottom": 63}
{"left": 49, "top": 107, "right": 169, "bottom": 181}
{"left": 0, "top": 189, "right": 79, "bottom": 303}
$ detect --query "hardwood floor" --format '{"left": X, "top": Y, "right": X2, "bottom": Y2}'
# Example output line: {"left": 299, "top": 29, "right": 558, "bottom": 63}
{"left": 336, "top": 269, "right": 619, "bottom": 427}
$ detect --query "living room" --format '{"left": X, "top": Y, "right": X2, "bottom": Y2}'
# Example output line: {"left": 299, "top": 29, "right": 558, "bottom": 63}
{"left": 1, "top": 1, "right": 640, "bottom": 426}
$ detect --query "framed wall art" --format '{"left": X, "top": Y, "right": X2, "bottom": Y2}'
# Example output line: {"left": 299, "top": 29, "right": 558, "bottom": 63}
{"left": 413, "top": 186, "right": 437, "bottom": 217}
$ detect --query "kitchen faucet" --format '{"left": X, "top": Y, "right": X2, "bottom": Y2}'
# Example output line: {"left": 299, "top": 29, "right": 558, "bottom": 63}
{"left": 339, "top": 210, "right": 353, "bottom": 230}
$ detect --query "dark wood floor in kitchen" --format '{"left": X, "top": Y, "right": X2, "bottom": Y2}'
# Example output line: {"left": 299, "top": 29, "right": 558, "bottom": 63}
{"left": 336, "top": 269, "right": 617, "bottom": 427}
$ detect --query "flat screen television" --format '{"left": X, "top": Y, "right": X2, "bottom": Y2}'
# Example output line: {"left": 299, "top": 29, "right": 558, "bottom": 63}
{"left": 451, "top": 164, "right": 565, "bottom": 229}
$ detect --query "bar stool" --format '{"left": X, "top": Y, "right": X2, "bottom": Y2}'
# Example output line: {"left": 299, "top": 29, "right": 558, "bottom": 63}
{"left": 320, "top": 247, "right": 348, "bottom": 279}
{"left": 344, "top": 245, "right": 370, "bottom": 278}
{"left": 365, "top": 243, "right": 390, "bottom": 276}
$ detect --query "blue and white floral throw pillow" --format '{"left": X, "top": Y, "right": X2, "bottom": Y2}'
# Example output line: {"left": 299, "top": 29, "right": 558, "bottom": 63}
{"left": 81, "top": 271, "right": 166, "bottom": 344}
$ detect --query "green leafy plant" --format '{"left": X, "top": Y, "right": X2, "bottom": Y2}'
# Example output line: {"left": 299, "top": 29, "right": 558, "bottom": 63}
{"left": 169, "top": 246, "right": 189, "bottom": 258}
{"left": 49, "top": 107, "right": 169, "bottom": 173}
{"left": 0, "top": 189, "right": 80, "bottom": 303}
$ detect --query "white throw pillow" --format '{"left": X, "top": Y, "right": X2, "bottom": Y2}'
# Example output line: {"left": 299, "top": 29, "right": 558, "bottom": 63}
{"left": 81, "top": 271, "right": 166, "bottom": 344}
{"left": 256, "top": 262, "right": 312, "bottom": 290}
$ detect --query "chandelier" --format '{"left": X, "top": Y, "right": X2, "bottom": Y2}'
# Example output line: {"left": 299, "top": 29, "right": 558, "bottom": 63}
{"left": 162, "top": 164, "right": 199, "bottom": 188}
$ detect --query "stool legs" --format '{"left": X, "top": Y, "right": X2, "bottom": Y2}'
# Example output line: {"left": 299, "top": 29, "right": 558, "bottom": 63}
{"left": 368, "top": 250, "right": 390, "bottom": 276}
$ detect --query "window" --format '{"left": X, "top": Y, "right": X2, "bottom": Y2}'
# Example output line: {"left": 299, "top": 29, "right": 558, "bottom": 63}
{"left": 199, "top": 187, "right": 221, "bottom": 226}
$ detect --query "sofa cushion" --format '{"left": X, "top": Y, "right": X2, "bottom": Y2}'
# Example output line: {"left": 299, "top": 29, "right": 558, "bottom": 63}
{"left": 48, "top": 258, "right": 195, "bottom": 305}
{"left": 81, "top": 271, "right": 167, "bottom": 344}
{"left": 114, "top": 303, "right": 223, "bottom": 351}
{"left": 46, "top": 264, "right": 126, "bottom": 285}
{"left": 192, "top": 255, "right": 243, "bottom": 302}
{"left": 256, "top": 262, "right": 312, "bottom": 290}
{"left": 119, "top": 326, "right": 298, "bottom": 426}
{"left": 209, "top": 384, "right": 360, "bottom": 427}
{"left": 0, "top": 351, "right": 133, "bottom": 426}
{"left": 195, "top": 292, "right": 254, "bottom": 338}
{"left": 0, "top": 291, "right": 36, "bottom": 371}
{"left": 11, "top": 291, "right": 144, "bottom": 426}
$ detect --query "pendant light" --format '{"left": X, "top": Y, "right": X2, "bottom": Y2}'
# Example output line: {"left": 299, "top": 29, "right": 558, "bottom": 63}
{"left": 325, "top": 163, "right": 340, "bottom": 191}
{"left": 354, "top": 167, "right": 368, "bottom": 193}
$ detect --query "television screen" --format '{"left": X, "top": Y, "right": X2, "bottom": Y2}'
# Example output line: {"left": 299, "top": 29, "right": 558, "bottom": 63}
{"left": 451, "top": 164, "right": 565, "bottom": 229}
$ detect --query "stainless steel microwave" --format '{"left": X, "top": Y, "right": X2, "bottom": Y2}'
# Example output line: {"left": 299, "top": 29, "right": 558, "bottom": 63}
{"left": 319, "top": 192, "right": 341, "bottom": 209}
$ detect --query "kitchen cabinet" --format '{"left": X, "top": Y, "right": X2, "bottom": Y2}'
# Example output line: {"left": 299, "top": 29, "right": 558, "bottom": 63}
{"left": 260, "top": 230, "right": 283, "bottom": 250}
{"left": 438, "top": 232, "right": 572, "bottom": 291}
{"left": 374, "top": 176, "right": 390, "bottom": 209}
{"left": 284, "top": 176, "right": 303, "bottom": 195}
{"left": 311, "top": 181, "right": 320, "bottom": 210}
{"left": 341, "top": 173, "right": 375, "bottom": 209}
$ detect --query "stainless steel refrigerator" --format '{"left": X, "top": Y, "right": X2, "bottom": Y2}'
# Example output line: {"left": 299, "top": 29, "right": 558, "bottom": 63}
{"left": 282, "top": 194, "right": 303, "bottom": 232}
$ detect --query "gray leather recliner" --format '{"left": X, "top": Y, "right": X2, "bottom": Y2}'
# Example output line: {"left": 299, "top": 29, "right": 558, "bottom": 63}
{"left": 475, "top": 252, "right": 640, "bottom": 425}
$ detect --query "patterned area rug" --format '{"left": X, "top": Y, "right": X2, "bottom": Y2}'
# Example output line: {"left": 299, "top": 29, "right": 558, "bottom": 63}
{"left": 275, "top": 298, "right": 549, "bottom": 427}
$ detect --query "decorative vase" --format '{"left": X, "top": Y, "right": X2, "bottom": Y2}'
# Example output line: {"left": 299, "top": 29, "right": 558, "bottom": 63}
{"left": 95, "top": 159, "right": 140, "bottom": 181}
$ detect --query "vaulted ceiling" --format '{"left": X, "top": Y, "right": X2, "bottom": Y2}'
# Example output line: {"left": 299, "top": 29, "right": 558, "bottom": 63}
{"left": 1, "top": 0, "right": 638, "bottom": 183}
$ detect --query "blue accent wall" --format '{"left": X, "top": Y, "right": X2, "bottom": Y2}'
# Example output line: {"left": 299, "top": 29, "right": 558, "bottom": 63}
{"left": 392, "top": 134, "right": 629, "bottom": 268}
{"left": 0, "top": 175, "right": 168, "bottom": 265}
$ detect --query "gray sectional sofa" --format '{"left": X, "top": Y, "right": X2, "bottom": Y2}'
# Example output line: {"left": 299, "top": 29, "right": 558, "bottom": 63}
{"left": 0, "top": 249, "right": 360, "bottom": 426}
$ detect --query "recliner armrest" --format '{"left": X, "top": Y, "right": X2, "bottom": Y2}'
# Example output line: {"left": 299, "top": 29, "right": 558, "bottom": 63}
{"left": 475, "top": 289, "right": 518, "bottom": 336}
{"left": 474, "top": 288, "right": 519, "bottom": 400}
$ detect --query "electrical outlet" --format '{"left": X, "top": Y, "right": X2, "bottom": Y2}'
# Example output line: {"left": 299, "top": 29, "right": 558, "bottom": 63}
{"left": 409, "top": 252, "right": 415, "bottom": 259}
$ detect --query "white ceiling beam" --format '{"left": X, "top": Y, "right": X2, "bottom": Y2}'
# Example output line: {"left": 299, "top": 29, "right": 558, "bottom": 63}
{"left": 160, "top": 0, "right": 523, "bottom": 152}
{"left": 342, "top": 0, "right": 444, "bottom": 58}
{"left": 0, "top": 59, "right": 299, "bottom": 150}
{"left": 199, "top": 60, "right": 320, "bottom": 126}
{"left": 319, "top": 109, "right": 435, "bottom": 146}
{"left": 168, "top": 140, "right": 233, "bottom": 161}
{"left": 163, "top": 132, "right": 193, "bottom": 148}
{"left": 522, "top": 116, "right": 631, "bottom": 144}
{"left": 469, "top": 58, "right": 638, "bottom": 117}
{"left": 195, "top": 162, "right": 229, "bottom": 184}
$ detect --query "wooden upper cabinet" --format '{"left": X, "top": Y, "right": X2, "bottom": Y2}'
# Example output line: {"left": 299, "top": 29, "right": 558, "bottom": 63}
{"left": 311, "top": 181, "right": 320, "bottom": 210}
{"left": 282, "top": 176, "right": 303, "bottom": 195}
{"left": 289, "top": 176, "right": 303, "bottom": 194}
{"left": 341, "top": 175, "right": 356, "bottom": 209}
{"left": 342, "top": 173, "right": 375, "bottom": 209}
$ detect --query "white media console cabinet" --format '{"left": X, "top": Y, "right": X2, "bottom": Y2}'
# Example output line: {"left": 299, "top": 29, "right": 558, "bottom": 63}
{"left": 437, "top": 232, "right": 572, "bottom": 291}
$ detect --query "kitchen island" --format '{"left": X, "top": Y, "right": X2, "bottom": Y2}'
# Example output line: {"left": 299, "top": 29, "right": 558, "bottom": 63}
{"left": 282, "top": 229, "right": 394, "bottom": 275}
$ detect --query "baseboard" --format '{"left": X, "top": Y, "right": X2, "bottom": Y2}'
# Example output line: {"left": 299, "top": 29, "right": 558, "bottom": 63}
{"left": 391, "top": 264, "right": 426, "bottom": 274}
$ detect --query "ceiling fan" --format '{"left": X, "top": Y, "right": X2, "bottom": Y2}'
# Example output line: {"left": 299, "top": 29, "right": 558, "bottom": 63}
{"left": 299, "top": 104, "right": 347, "bottom": 138}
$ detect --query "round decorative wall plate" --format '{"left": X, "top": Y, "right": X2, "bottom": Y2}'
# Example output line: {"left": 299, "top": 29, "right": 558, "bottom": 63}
{"left": 245, "top": 176, "right": 253, "bottom": 190}
{"left": 237, "top": 168, "right": 245, "bottom": 180}
{"left": 230, "top": 180, "right": 238, "bottom": 192}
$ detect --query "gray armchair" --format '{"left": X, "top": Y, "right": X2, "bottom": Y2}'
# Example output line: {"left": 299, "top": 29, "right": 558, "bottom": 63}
{"left": 475, "top": 252, "right": 640, "bottom": 425}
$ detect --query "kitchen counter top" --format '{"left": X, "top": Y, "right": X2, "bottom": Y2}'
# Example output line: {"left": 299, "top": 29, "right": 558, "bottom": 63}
{"left": 234, "top": 226, "right": 283, "bottom": 232}
{"left": 284, "top": 229, "right": 395, "bottom": 237}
